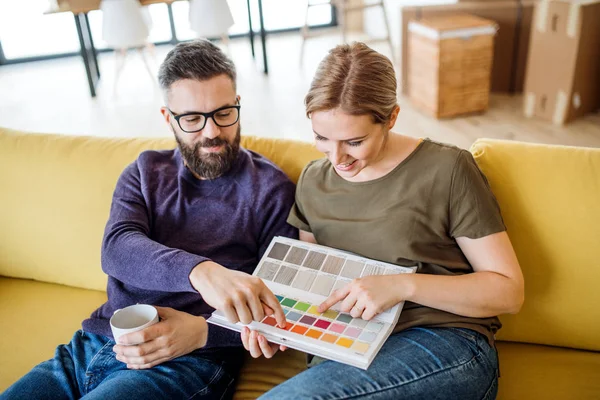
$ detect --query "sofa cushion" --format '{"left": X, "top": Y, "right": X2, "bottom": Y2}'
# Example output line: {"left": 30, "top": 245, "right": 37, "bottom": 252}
{"left": 470, "top": 139, "right": 600, "bottom": 351}
{"left": 496, "top": 341, "right": 600, "bottom": 400}
{"left": 0, "top": 128, "right": 321, "bottom": 291}
{"left": 0, "top": 277, "right": 107, "bottom": 391}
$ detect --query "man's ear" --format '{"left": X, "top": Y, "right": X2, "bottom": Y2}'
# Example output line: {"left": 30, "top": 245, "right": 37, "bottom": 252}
{"left": 236, "top": 94, "right": 241, "bottom": 103}
{"left": 160, "top": 107, "right": 175, "bottom": 133}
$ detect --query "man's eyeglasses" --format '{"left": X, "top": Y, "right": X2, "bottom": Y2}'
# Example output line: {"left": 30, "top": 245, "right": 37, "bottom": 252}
{"left": 168, "top": 103, "right": 241, "bottom": 133}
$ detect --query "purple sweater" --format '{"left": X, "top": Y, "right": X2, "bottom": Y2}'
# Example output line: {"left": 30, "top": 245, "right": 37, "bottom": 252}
{"left": 82, "top": 147, "right": 298, "bottom": 350}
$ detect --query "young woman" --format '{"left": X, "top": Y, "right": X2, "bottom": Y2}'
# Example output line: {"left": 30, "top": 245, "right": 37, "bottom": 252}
{"left": 242, "top": 42, "right": 524, "bottom": 399}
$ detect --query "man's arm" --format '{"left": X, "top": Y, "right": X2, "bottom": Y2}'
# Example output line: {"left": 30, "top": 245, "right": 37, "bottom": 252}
{"left": 101, "top": 163, "right": 206, "bottom": 293}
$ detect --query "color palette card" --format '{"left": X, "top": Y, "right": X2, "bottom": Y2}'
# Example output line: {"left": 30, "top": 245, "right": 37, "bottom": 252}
{"left": 207, "top": 236, "right": 416, "bottom": 370}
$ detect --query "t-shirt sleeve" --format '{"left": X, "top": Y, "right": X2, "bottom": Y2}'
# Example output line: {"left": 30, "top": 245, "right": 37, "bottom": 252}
{"left": 287, "top": 165, "right": 312, "bottom": 232}
{"left": 448, "top": 150, "right": 506, "bottom": 239}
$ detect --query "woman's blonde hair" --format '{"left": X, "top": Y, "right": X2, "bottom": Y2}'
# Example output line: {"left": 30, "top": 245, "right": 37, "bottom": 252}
{"left": 305, "top": 42, "right": 397, "bottom": 124}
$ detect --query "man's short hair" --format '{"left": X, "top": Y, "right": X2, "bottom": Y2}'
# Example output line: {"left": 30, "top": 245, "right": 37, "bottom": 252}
{"left": 158, "top": 40, "right": 237, "bottom": 99}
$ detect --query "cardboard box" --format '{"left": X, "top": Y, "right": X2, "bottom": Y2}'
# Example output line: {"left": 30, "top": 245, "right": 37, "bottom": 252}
{"left": 401, "top": 1, "right": 535, "bottom": 95}
{"left": 524, "top": 0, "right": 600, "bottom": 124}
{"left": 408, "top": 14, "right": 497, "bottom": 118}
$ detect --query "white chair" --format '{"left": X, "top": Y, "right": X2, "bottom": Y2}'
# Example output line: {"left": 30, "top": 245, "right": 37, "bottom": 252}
{"left": 189, "top": 0, "right": 235, "bottom": 46}
{"left": 300, "top": 0, "right": 395, "bottom": 63}
{"left": 100, "top": 0, "right": 154, "bottom": 95}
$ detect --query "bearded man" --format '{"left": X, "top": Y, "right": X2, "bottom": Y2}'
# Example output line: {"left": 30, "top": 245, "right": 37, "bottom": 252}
{"left": 1, "top": 40, "right": 296, "bottom": 400}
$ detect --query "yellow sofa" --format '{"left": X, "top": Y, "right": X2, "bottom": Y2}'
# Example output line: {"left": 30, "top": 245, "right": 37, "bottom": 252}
{"left": 1, "top": 127, "right": 599, "bottom": 399}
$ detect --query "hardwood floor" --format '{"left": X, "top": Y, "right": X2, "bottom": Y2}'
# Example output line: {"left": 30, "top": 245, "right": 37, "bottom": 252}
{"left": 1, "top": 32, "right": 598, "bottom": 149}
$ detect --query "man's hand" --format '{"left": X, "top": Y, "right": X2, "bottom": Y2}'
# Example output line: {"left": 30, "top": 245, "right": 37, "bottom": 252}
{"left": 113, "top": 306, "right": 208, "bottom": 369}
{"left": 241, "top": 326, "right": 287, "bottom": 359}
{"left": 318, "top": 275, "right": 409, "bottom": 320}
{"left": 189, "top": 261, "right": 286, "bottom": 327}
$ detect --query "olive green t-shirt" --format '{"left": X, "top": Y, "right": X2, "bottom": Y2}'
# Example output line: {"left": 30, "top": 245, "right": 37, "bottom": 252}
{"left": 287, "top": 139, "right": 506, "bottom": 345}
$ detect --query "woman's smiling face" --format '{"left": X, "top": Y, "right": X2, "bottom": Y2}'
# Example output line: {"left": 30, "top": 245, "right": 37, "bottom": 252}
{"left": 311, "top": 108, "right": 389, "bottom": 180}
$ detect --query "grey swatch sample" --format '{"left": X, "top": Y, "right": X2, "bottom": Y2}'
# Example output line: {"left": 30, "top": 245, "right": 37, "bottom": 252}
{"left": 267, "top": 242, "right": 290, "bottom": 261}
{"left": 340, "top": 260, "right": 365, "bottom": 279}
{"left": 256, "top": 261, "right": 280, "bottom": 281}
{"left": 321, "top": 255, "right": 345, "bottom": 275}
{"left": 310, "top": 274, "right": 336, "bottom": 296}
{"left": 274, "top": 265, "right": 298, "bottom": 286}
{"left": 285, "top": 246, "right": 309, "bottom": 265}
{"left": 291, "top": 269, "right": 317, "bottom": 291}
{"left": 303, "top": 251, "right": 327, "bottom": 270}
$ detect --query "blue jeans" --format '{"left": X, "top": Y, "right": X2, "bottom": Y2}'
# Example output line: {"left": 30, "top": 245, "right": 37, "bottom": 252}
{"left": 260, "top": 327, "right": 499, "bottom": 400}
{"left": 1, "top": 330, "right": 242, "bottom": 400}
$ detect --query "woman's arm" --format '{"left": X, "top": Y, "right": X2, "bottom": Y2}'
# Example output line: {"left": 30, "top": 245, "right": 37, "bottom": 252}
{"left": 319, "top": 231, "right": 524, "bottom": 320}
{"left": 299, "top": 229, "right": 317, "bottom": 244}
{"left": 404, "top": 231, "right": 524, "bottom": 318}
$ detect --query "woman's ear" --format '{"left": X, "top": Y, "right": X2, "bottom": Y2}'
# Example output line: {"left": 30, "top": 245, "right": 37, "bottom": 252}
{"left": 388, "top": 105, "right": 400, "bottom": 130}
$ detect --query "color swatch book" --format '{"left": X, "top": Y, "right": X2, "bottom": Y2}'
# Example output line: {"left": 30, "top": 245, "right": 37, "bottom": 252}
{"left": 207, "top": 236, "right": 416, "bottom": 369}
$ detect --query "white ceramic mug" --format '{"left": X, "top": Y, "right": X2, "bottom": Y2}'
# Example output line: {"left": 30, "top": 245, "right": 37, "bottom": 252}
{"left": 110, "top": 304, "right": 159, "bottom": 344}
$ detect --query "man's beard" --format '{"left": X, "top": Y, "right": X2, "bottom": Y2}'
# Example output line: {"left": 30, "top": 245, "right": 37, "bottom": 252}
{"left": 176, "top": 125, "right": 241, "bottom": 180}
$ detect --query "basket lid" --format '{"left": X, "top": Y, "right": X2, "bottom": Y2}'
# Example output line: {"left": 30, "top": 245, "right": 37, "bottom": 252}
{"left": 409, "top": 14, "right": 497, "bottom": 40}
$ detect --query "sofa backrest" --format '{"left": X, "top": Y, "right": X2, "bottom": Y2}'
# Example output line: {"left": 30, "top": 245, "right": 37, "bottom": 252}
{"left": 0, "top": 128, "right": 322, "bottom": 292}
{"left": 471, "top": 139, "right": 600, "bottom": 352}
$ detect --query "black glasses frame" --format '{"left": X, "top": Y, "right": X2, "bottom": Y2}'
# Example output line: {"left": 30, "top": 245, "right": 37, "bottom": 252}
{"left": 168, "top": 104, "right": 241, "bottom": 133}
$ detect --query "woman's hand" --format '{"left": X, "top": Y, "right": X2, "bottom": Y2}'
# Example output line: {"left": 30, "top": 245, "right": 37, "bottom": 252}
{"left": 241, "top": 327, "right": 287, "bottom": 359}
{"left": 113, "top": 306, "right": 208, "bottom": 369}
{"left": 318, "top": 275, "right": 412, "bottom": 320}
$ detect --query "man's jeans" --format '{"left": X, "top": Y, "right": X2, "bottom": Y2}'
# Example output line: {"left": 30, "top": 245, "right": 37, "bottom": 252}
{"left": 1, "top": 330, "right": 242, "bottom": 400}
{"left": 260, "top": 327, "right": 499, "bottom": 400}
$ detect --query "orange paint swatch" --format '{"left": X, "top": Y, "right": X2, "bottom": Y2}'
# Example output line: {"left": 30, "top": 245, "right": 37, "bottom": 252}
{"left": 320, "top": 333, "right": 338, "bottom": 344}
{"left": 291, "top": 325, "right": 308, "bottom": 335}
{"left": 305, "top": 329, "right": 323, "bottom": 339}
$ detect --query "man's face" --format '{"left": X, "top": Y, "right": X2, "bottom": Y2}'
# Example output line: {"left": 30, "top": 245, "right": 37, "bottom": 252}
{"left": 161, "top": 75, "right": 241, "bottom": 180}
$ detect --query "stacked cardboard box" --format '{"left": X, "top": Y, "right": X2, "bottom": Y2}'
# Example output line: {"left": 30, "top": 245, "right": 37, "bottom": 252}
{"left": 524, "top": 0, "right": 600, "bottom": 124}
{"left": 401, "top": 1, "right": 536, "bottom": 95}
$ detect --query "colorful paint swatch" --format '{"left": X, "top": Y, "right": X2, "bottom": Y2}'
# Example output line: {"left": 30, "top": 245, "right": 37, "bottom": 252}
{"left": 329, "top": 323, "right": 346, "bottom": 334}
{"left": 299, "top": 315, "right": 317, "bottom": 325}
{"left": 294, "top": 302, "right": 311, "bottom": 312}
{"left": 286, "top": 311, "right": 303, "bottom": 321}
{"left": 345, "top": 327, "right": 362, "bottom": 338}
{"left": 274, "top": 265, "right": 298, "bottom": 285}
{"left": 321, "top": 333, "right": 338, "bottom": 344}
{"left": 275, "top": 295, "right": 284, "bottom": 302}
{"left": 281, "top": 322, "right": 294, "bottom": 331}
{"left": 340, "top": 260, "right": 364, "bottom": 279}
{"left": 359, "top": 331, "right": 377, "bottom": 343}
{"left": 352, "top": 342, "right": 370, "bottom": 354}
{"left": 281, "top": 298, "right": 297, "bottom": 308}
{"left": 336, "top": 314, "right": 353, "bottom": 324}
{"left": 285, "top": 246, "right": 308, "bottom": 265}
{"left": 282, "top": 307, "right": 290, "bottom": 315}
{"left": 305, "top": 329, "right": 322, "bottom": 339}
{"left": 321, "top": 255, "right": 345, "bottom": 275}
{"left": 310, "top": 274, "right": 336, "bottom": 296}
{"left": 350, "top": 319, "right": 368, "bottom": 328}
{"left": 256, "top": 261, "right": 280, "bottom": 281}
{"left": 314, "top": 319, "right": 331, "bottom": 330}
{"left": 291, "top": 325, "right": 308, "bottom": 335}
{"left": 322, "top": 309, "right": 339, "bottom": 320}
{"left": 307, "top": 306, "right": 322, "bottom": 316}
{"left": 291, "top": 270, "right": 317, "bottom": 291}
{"left": 268, "top": 243, "right": 290, "bottom": 261}
{"left": 303, "top": 251, "right": 327, "bottom": 270}
{"left": 336, "top": 337, "right": 354, "bottom": 348}
{"left": 262, "top": 317, "right": 277, "bottom": 327}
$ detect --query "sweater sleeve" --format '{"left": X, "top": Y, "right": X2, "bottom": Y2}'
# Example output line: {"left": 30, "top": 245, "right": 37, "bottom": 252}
{"left": 257, "top": 177, "right": 299, "bottom": 259}
{"left": 101, "top": 162, "right": 209, "bottom": 293}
